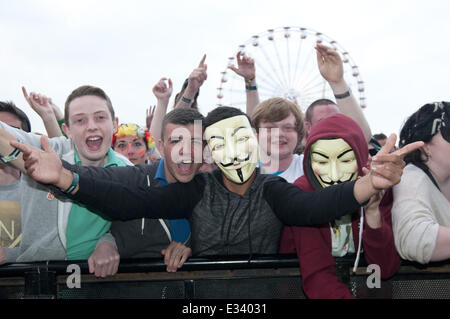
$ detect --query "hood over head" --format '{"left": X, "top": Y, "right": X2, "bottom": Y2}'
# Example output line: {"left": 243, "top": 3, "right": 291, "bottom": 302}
{"left": 299, "top": 114, "right": 368, "bottom": 191}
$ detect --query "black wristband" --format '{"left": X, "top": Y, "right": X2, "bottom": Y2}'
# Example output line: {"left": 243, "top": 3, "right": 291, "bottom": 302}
{"left": 334, "top": 89, "right": 351, "bottom": 99}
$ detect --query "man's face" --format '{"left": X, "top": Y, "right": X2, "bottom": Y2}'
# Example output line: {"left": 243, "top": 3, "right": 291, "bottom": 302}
{"left": 0, "top": 112, "right": 23, "bottom": 130}
{"left": 114, "top": 135, "right": 148, "bottom": 165}
{"left": 306, "top": 104, "right": 340, "bottom": 136}
{"left": 63, "top": 95, "right": 117, "bottom": 166}
{"left": 257, "top": 112, "right": 298, "bottom": 161}
{"left": 310, "top": 138, "right": 358, "bottom": 188}
{"left": 204, "top": 115, "right": 259, "bottom": 184}
{"left": 158, "top": 123, "right": 203, "bottom": 183}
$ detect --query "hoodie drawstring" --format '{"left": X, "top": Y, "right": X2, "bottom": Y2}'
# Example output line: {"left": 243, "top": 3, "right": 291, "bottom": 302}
{"left": 246, "top": 198, "right": 253, "bottom": 263}
{"left": 352, "top": 207, "right": 364, "bottom": 273}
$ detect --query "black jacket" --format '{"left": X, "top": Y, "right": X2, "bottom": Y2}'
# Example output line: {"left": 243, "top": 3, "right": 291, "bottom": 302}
{"left": 62, "top": 162, "right": 361, "bottom": 257}
{"left": 109, "top": 160, "right": 190, "bottom": 258}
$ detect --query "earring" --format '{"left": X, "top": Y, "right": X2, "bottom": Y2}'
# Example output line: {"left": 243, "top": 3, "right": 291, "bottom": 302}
{"left": 424, "top": 152, "right": 431, "bottom": 162}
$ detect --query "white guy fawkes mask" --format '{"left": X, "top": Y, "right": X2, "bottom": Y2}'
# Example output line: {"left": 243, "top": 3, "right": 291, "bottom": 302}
{"left": 204, "top": 115, "right": 259, "bottom": 184}
{"left": 310, "top": 138, "right": 358, "bottom": 188}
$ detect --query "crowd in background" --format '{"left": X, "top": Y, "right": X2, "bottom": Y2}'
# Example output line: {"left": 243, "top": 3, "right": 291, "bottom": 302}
{"left": 0, "top": 42, "right": 448, "bottom": 299}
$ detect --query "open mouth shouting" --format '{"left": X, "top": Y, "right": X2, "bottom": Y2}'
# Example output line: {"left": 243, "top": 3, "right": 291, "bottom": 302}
{"left": 86, "top": 135, "right": 104, "bottom": 152}
{"left": 177, "top": 159, "right": 195, "bottom": 175}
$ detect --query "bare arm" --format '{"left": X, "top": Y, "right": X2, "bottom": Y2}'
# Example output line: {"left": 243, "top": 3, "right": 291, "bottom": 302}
{"left": 268, "top": 134, "right": 423, "bottom": 226}
{"left": 316, "top": 44, "right": 372, "bottom": 142}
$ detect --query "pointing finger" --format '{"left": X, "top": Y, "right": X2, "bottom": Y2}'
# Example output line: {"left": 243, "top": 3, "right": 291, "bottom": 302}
{"left": 10, "top": 140, "right": 32, "bottom": 156}
{"left": 40, "top": 135, "right": 53, "bottom": 152}
{"left": 393, "top": 141, "right": 424, "bottom": 159}
{"left": 21, "top": 86, "right": 29, "bottom": 100}
{"left": 376, "top": 133, "right": 397, "bottom": 156}
{"left": 198, "top": 54, "right": 206, "bottom": 67}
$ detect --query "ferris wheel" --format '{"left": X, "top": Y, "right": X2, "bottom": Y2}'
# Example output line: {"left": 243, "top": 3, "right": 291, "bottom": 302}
{"left": 217, "top": 26, "right": 366, "bottom": 112}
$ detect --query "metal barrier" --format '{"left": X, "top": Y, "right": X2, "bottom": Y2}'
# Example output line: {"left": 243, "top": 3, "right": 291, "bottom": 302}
{"left": 0, "top": 254, "right": 450, "bottom": 299}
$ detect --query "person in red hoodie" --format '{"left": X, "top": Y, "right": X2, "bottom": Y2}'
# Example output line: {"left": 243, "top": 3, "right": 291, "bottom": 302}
{"left": 279, "top": 113, "right": 401, "bottom": 299}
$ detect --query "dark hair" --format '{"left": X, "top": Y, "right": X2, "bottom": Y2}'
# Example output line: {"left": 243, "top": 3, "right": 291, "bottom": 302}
{"left": 203, "top": 106, "right": 251, "bottom": 128}
{"left": 173, "top": 79, "right": 200, "bottom": 110}
{"left": 0, "top": 101, "right": 31, "bottom": 132}
{"left": 161, "top": 107, "right": 204, "bottom": 141}
{"left": 64, "top": 85, "right": 115, "bottom": 125}
{"left": 373, "top": 133, "right": 387, "bottom": 140}
{"left": 305, "top": 98, "right": 337, "bottom": 122}
{"left": 400, "top": 101, "right": 450, "bottom": 165}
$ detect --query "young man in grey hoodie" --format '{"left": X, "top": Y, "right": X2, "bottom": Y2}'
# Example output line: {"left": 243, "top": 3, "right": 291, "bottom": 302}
{"left": 0, "top": 85, "right": 130, "bottom": 278}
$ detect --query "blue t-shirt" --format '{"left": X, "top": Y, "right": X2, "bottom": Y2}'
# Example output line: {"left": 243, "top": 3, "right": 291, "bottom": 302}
{"left": 155, "top": 158, "right": 191, "bottom": 243}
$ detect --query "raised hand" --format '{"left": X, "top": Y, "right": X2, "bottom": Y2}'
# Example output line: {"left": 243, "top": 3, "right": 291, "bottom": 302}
{"left": 185, "top": 54, "right": 207, "bottom": 96}
{"left": 368, "top": 134, "right": 424, "bottom": 190}
{"left": 315, "top": 43, "right": 343, "bottom": 84}
{"left": 228, "top": 51, "right": 256, "bottom": 81}
{"left": 152, "top": 77, "right": 173, "bottom": 102}
{"left": 161, "top": 241, "right": 192, "bottom": 273}
{"left": 22, "top": 86, "right": 55, "bottom": 119}
{"left": 354, "top": 134, "right": 423, "bottom": 205}
{"left": 22, "top": 86, "right": 63, "bottom": 137}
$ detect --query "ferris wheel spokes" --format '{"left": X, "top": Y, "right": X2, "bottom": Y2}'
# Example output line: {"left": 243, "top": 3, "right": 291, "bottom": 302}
{"left": 218, "top": 26, "right": 366, "bottom": 111}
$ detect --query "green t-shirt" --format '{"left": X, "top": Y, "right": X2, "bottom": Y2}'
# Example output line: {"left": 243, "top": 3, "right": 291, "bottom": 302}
{"left": 65, "top": 148, "right": 127, "bottom": 260}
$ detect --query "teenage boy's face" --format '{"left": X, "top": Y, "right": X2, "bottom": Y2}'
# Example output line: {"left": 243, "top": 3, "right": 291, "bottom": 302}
{"left": 158, "top": 123, "right": 203, "bottom": 183}
{"left": 257, "top": 112, "right": 298, "bottom": 161}
{"left": 63, "top": 95, "right": 117, "bottom": 166}
{"left": 204, "top": 115, "right": 259, "bottom": 184}
{"left": 310, "top": 138, "right": 358, "bottom": 188}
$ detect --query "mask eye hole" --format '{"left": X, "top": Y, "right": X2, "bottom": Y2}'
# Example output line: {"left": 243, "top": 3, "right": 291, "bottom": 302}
{"left": 236, "top": 136, "right": 249, "bottom": 143}
{"left": 212, "top": 144, "right": 224, "bottom": 151}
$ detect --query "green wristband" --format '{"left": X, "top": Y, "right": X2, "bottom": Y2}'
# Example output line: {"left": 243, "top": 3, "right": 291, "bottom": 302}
{"left": 62, "top": 171, "right": 79, "bottom": 194}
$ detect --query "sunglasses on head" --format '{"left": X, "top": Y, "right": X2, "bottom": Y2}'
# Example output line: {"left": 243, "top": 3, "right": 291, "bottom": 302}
{"left": 369, "top": 137, "right": 382, "bottom": 156}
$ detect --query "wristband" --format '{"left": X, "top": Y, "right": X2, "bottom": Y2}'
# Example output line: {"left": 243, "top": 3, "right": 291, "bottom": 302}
{"left": 245, "top": 84, "right": 258, "bottom": 92}
{"left": 1, "top": 138, "right": 23, "bottom": 164}
{"left": 62, "top": 171, "right": 79, "bottom": 194}
{"left": 181, "top": 96, "right": 193, "bottom": 104}
{"left": 334, "top": 89, "right": 351, "bottom": 99}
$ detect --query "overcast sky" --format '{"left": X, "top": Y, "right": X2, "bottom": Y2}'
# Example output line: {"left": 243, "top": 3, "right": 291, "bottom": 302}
{"left": 1, "top": 0, "right": 449, "bottom": 140}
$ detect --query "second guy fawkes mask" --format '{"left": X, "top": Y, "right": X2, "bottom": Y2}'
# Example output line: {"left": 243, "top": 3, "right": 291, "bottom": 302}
{"left": 310, "top": 138, "right": 359, "bottom": 189}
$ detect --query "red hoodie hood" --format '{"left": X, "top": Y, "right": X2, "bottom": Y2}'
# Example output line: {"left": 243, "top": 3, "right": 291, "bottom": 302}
{"left": 297, "top": 114, "right": 368, "bottom": 192}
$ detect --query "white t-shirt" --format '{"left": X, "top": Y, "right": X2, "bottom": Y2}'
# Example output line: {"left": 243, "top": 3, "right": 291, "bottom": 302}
{"left": 261, "top": 154, "right": 305, "bottom": 183}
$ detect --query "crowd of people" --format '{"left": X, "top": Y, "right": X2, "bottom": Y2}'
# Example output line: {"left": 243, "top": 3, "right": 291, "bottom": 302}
{"left": 0, "top": 42, "right": 448, "bottom": 299}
